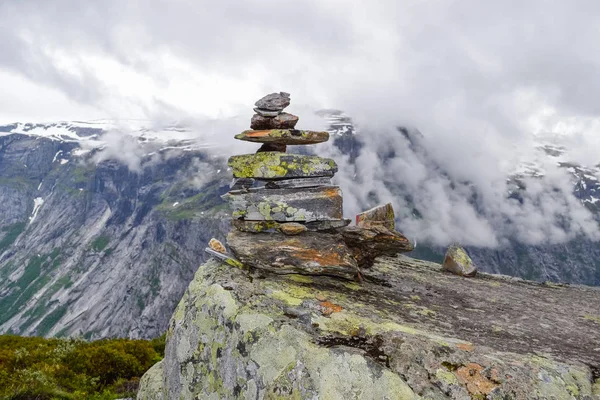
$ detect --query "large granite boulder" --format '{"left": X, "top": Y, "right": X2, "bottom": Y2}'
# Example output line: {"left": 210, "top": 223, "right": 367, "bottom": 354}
{"left": 137, "top": 256, "right": 600, "bottom": 399}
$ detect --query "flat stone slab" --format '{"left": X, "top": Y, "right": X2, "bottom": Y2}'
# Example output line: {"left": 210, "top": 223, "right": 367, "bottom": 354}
{"left": 228, "top": 152, "right": 337, "bottom": 180}
{"left": 265, "top": 177, "right": 332, "bottom": 189}
{"left": 235, "top": 129, "right": 329, "bottom": 145}
{"left": 227, "top": 230, "right": 359, "bottom": 280}
{"left": 232, "top": 219, "right": 351, "bottom": 233}
{"left": 223, "top": 186, "right": 343, "bottom": 222}
{"left": 340, "top": 225, "right": 414, "bottom": 268}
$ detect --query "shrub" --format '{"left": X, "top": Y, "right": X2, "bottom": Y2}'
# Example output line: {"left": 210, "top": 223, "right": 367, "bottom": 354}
{"left": 0, "top": 334, "right": 165, "bottom": 399}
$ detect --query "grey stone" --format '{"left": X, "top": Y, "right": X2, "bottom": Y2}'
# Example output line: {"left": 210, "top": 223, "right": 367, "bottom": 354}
{"left": 253, "top": 108, "right": 280, "bottom": 117}
{"left": 231, "top": 219, "right": 351, "bottom": 233}
{"left": 250, "top": 113, "right": 299, "bottom": 130}
{"left": 227, "top": 230, "right": 359, "bottom": 279}
{"left": 137, "top": 256, "right": 600, "bottom": 399}
{"left": 254, "top": 92, "right": 291, "bottom": 111}
{"left": 223, "top": 186, "right": 343, "bottom": 222}
{"left": 229, "top": 178, "right": 255, "bottom": 190}
{"left": 340, "top": 225, "right": 414, "bottom": 268}
{"left": 204, "top": 247, "right": 243, "bottom": 269}
{"left": 443, "top": 244, "right": 477, "bottom": 277}
{"left": 265, "top": 177, "right": 332, "bottom": 189}
{"left": 356, "top": 203, "right": 395, "bottom": 230}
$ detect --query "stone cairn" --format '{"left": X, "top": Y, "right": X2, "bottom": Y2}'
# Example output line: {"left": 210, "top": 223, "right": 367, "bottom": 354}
{"left": 206, "top": 92, "right": 414, "bottom": 280}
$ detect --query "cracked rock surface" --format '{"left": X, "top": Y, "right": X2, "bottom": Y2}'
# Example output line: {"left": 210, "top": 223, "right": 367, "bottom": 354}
{"left": 138, "top": 255, "right": 600, "bottom": 399}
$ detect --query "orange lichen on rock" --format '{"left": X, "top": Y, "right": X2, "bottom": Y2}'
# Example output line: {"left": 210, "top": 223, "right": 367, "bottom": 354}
{"left": 208, "top": 238, "right": 227, "bottom": 254}
{"left": 455, "top": 363, "right": 499, "bottom": 396}
{"left": 456, "top": 343, "right": 474, "bottom": 352}
{"left": 320, "top": 301, "right": 343, "bottom": 316}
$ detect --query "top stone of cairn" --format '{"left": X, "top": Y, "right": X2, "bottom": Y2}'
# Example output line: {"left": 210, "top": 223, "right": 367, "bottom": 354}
{"left": 255, "top": 92, "right": 291, "bottom": 111}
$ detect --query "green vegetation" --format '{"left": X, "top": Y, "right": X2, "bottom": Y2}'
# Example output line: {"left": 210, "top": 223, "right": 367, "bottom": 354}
{"left": 91, "top": 236, "right": 110, "bottom": 252}
{"left": 0, "top": 334, "right": 166, "bottom": 399}
{"left": 0, "top": 222, "right": 26, "bottom": 254}
{"left": 157, "top": 180, "right": 226, "bottom": 221}
{"left": 0, "top": 249, "right": 62, "bottom": 326}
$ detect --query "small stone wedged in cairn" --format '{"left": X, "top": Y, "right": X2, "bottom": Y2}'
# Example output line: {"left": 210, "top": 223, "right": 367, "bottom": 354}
{"left": 223, "top": 186, "right": 343, "bottom": 222}
{"left": 228, "top": 152, "right": 337, "bottom": 180}
{"left": 257, "top": 143, "right": 287, "bottom": 153}
{"left": 265, "top": 177, "right": 332, "bottom": 189}
{"left": 253, "top": 108, "right": 280, "bottom": 117}
{"left": 227, "top": 230, "right": 359, "bottom": 280}
{"left": 208, "top": 238, "right": 226, "bottom": 254}
{"left": 232, "top": 219, "right": 351, "bottom": 233}
{"left": 229, "top": 178, "right": 255, "bottom": 191}
{"left": 251, "top": 113, "right": 299, "bottom": 130}
{"left": 356, "top": 203, "right": 395, "bottom": 230}
{"left": 236, "top": 129, "right": 329, "bottom": 145}
{"left": 443, "top": 243, "right": 477, "bottom": 277}
{"left": 279, "top": 222, "right": 307, "bottom": 235}
{"left": 204, "top": 248, "right": 243, "bottom": 269}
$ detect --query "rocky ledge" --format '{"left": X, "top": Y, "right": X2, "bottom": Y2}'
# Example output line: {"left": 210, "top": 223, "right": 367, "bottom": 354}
{"left": 137, "top": 255, "right": 600, "bottom": 399}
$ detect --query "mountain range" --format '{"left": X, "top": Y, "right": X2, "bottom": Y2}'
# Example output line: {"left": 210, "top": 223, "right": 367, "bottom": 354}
{"left": 0, "top": 115, "right": 598, "bottom": 339}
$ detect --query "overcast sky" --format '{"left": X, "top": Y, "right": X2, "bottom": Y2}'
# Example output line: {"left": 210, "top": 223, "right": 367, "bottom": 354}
{"left": 2, "top": 0, "right": 600, "bottom": 246}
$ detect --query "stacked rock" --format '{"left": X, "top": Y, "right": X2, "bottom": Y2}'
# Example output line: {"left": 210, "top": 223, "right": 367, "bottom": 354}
{"left": 215, "top": 92, "right": 414, "bottom": 281}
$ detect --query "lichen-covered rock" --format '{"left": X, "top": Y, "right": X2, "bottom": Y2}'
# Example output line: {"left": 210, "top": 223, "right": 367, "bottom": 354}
{"left": 137, "top": 256, "right": 600, "bottom": 399}
{"left": 356, "top": 203, "right": 396, "bottom": 230}
{"left": 443, "top": 244, "right": 477, "bottom": 277}
{"left": 250, "top": 113, "right": 299, "bottom": 130}
{"left": 341, "top": 225, "right": 414, "bottom": 268}
{"left": 223, "top": 186, "right": 343, "bottom": 222}
{"left": 235, "top": 129, "right": 329, "bottom": 145}
{"left": 208, "top": 238, "right": 226, "bottom": 254}
{"left": 231, "top": 218, "right": 350, "bottom": 233}
{"left": 227, "top": 230, "right": 359, "bottom": 279}
{"left": 227, "top": 152, "right": 337, "bottom": 180}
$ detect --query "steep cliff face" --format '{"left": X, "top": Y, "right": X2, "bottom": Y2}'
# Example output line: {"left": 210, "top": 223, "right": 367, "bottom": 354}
{"left": 137, "top": 256, "right": 600, "bottom": 399}
{"left": 0, "top": 129, "right": 231, "bottom": 339}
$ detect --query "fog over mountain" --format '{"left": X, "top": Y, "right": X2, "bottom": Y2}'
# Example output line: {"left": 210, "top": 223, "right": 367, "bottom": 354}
{"left": 2, "top": 2, "right": 600, "bottom": 247}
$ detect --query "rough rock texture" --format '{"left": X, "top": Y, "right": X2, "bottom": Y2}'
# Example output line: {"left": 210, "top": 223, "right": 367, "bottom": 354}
{"left": 356, "top": 202, "right": 395, "bottom": 230}
{"left": 227, "top": 230, "right": 359, "bottom": 279}
{"left": 0, "top": 130, "right": 232, "bottom": 339}
{"left": 137, "top": 256, "right": 600, "bottom": 399}
{"left": 228, "top": 152, "right": 337, "bottom": 180}
{"left": 253, "top": 108, "right": 280, "bottom": 117}
{"left": 341, "top": 225, "right": 414, "bottom": 268}
{"left": 223, "top": 186, "right": 343, "bottom": 222}
{"left": 235, "top": 129, "right": 329, "bottom": 145}
{"left": 231, "top": 218, "right": 350, "bottom": 233}
{"left": 278, "top": 222, "right": 307, "bottom": 235}
{"left": 250, "top": 113, "right": 299, "bottom": 130}
{"left": 254, "top": 92, "right": 291, "bottom": 111}
{"left": 443, "top": 244, "right": 477, "bottom": 277}
{"left": 265, "top": 176, "right": 332, "bottom": 189}
{"left": 256, "top": 143, "right": 287, "bottom": 153}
